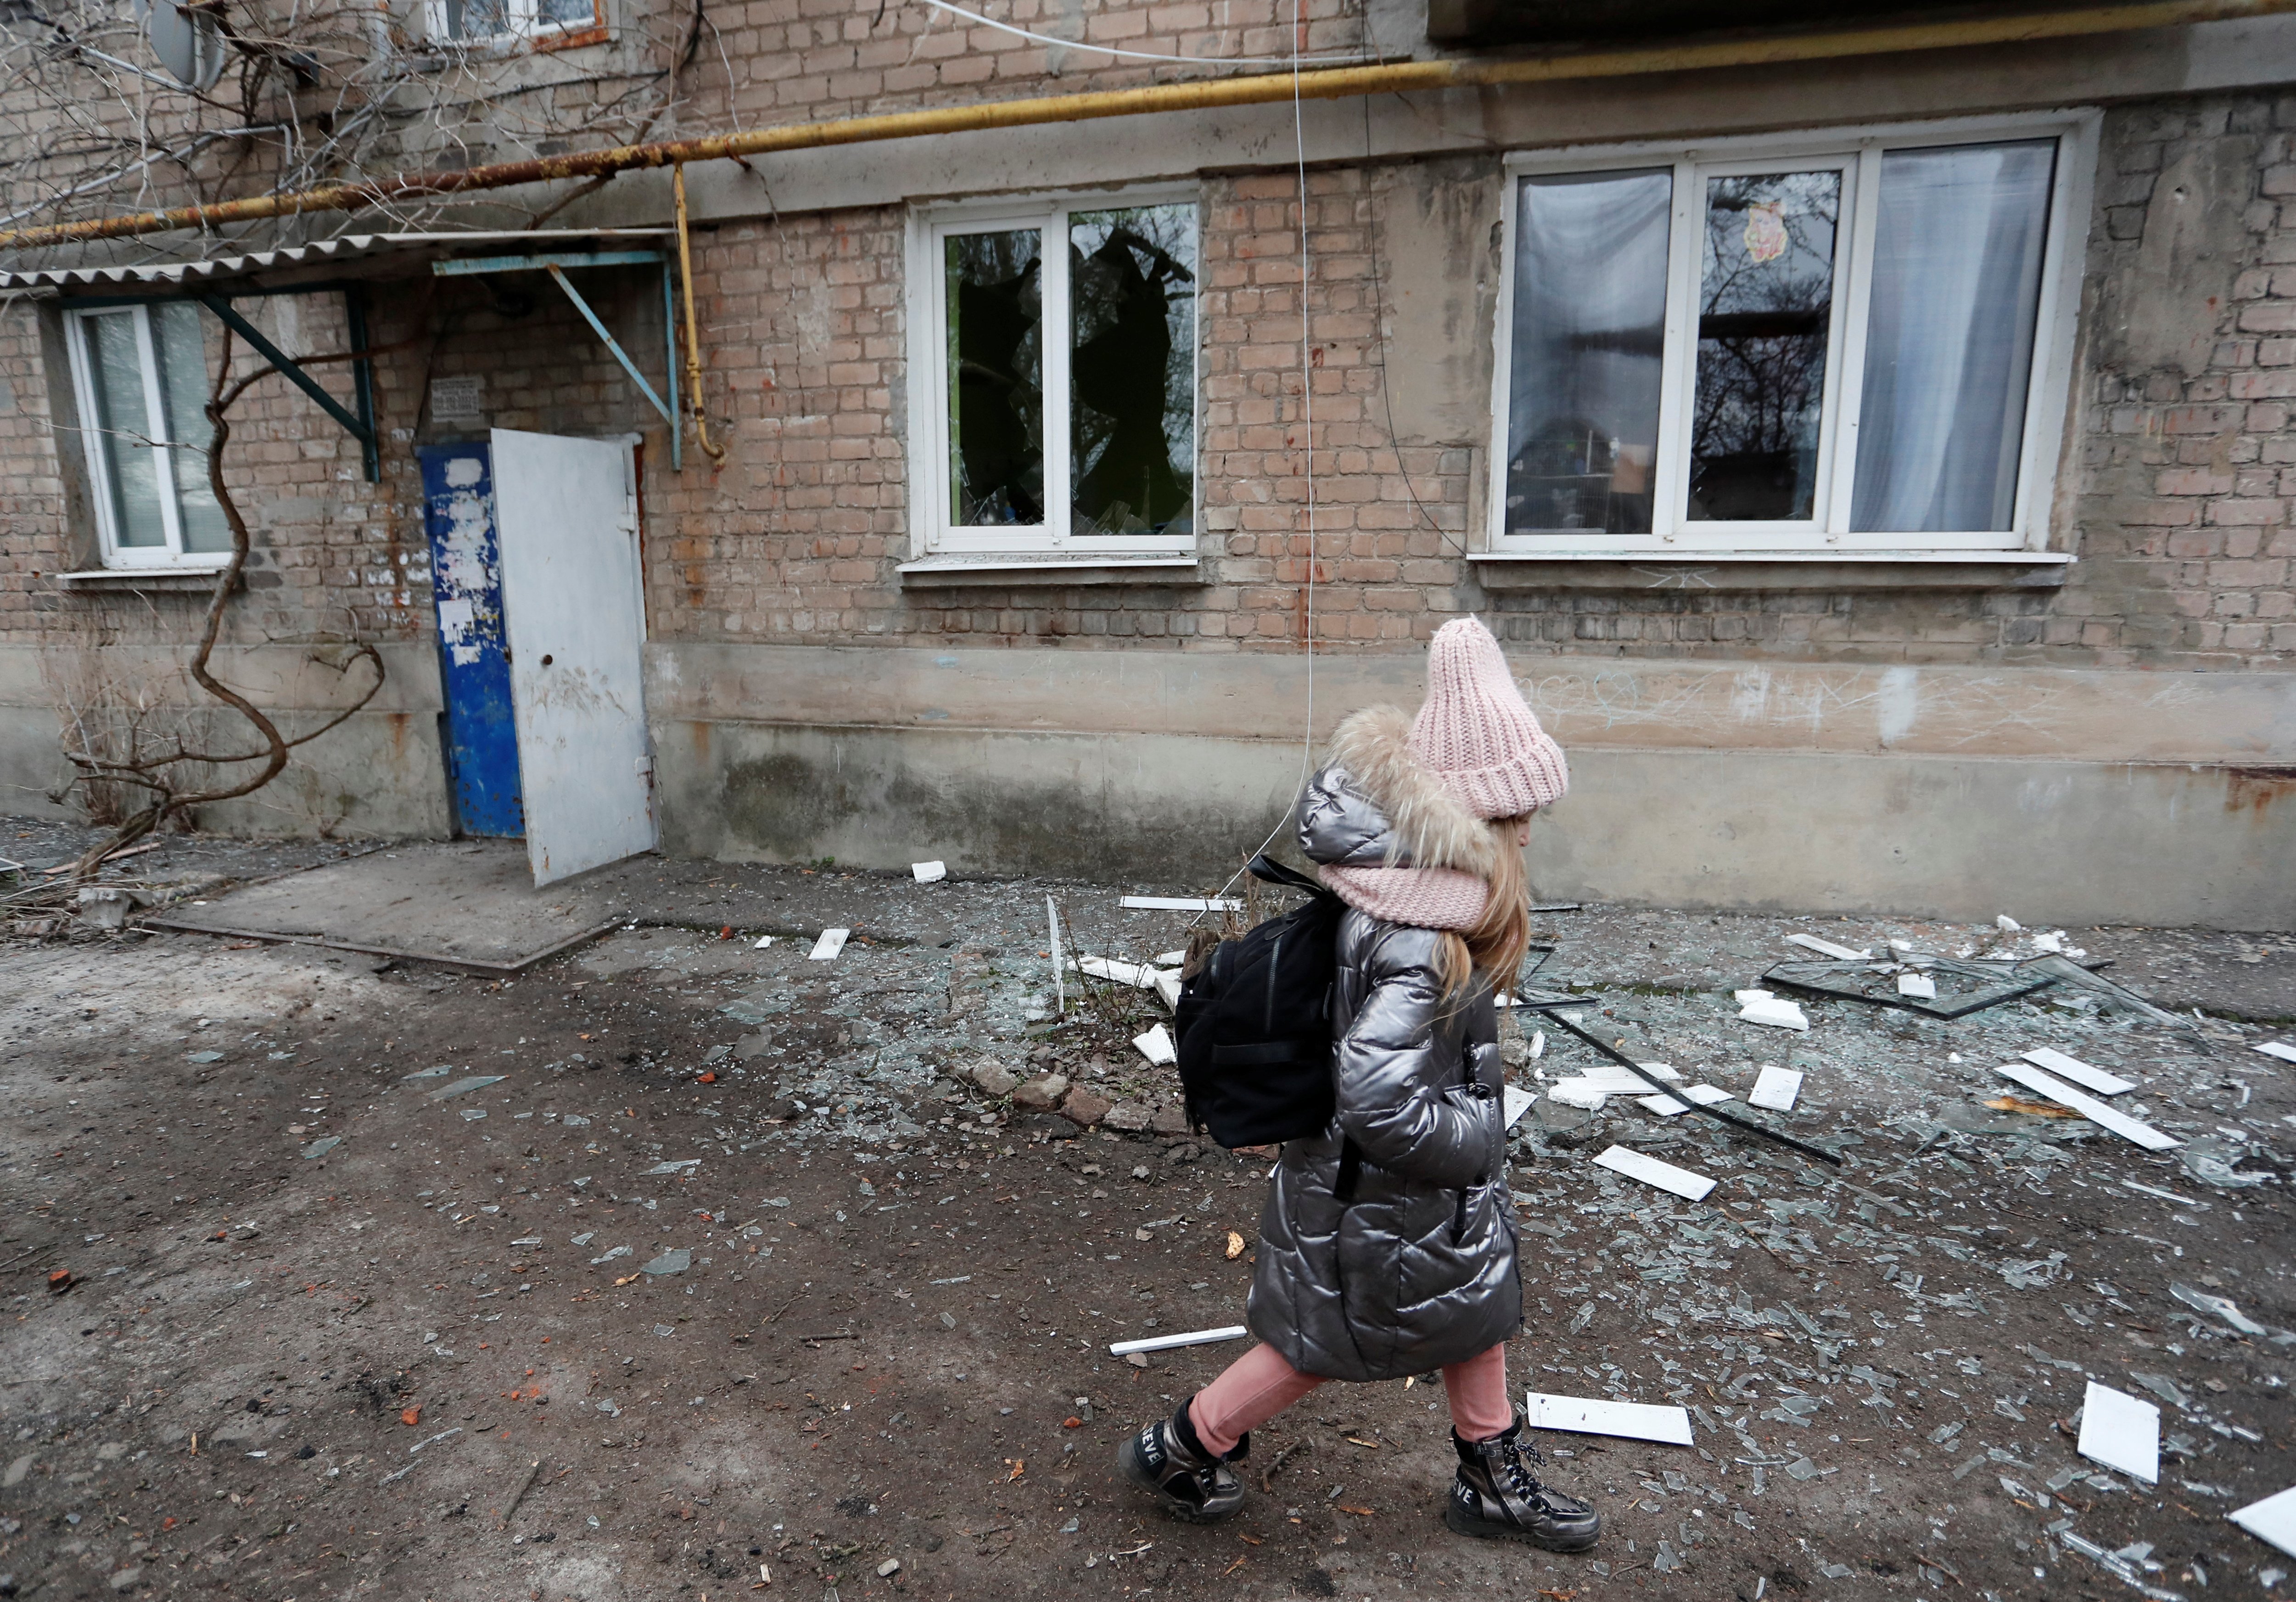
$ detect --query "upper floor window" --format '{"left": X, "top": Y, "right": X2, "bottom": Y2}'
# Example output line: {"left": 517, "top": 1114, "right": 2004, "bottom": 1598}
{"left": 426, "top": 0, "right": 604, "bottom": 45}
{"left": 907, "top": 192, "right": 1200, "bottom": 559}
{"left": 63, "top": 302, "right": 232, "bottom": 568}
{"left": 1490, "top": 115, "right": 2093, "bottom": 555}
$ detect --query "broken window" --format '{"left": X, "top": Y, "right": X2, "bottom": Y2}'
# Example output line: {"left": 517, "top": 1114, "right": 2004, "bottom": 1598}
{"left": 64, "top": 301, "right": 233, "bottom": 566}
{"left": 946, "top": 228, "right": 1046, "bottom": 527}
{"left": 1688, "top": 168, "right": 1841, "bottom": 524}
{"left": 1494, "top": 118, "right": 2080, "bottom": 556}
{"left": 1070, "top": 206, "right": 1196, "bottom": 540}
{"left": 915, "top": 195, "right": 1199, "bottom": 559}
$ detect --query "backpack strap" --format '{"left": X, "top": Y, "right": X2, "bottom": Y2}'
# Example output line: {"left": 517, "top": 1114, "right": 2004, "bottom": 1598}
{"left": 1246, "top": 854, "right": 1334, "bottom": 898}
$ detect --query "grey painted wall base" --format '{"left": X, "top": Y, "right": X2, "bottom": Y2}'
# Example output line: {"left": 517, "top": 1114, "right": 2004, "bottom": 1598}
{"left": 0, "top": 703, "right": 455, "bottom": 841}
{"left": 655, "top": 718, "right": 2296, "bottom": 931}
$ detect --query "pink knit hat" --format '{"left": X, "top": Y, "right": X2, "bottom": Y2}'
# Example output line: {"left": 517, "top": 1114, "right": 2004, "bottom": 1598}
{"left": 1408, "top": 617, "right": 1568, "bottom": 818}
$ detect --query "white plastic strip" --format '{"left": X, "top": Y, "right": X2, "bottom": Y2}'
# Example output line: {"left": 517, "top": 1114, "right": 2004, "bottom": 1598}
{"left": 2020, "top": 1046, "right": 2136, "bottom": 1096}
{"left": 1121, "top": 896, "right": 1243, "bottom": 912}
{"left": 1592, "top": 1144, "right": 1715, "bottom": 1202}
{"left": 1078, "top": 955, "right": 1159, "bottom": 988}
{"left": 1748, "top": 1065, "right": 1803, "bottom": 1112}
{"left": 1995, "top": 1064, "right": 2179, "bottom": 1151}
{"left": 1738, "top": 997, "right": 1810, "bottom": 1031}
{"left": 1109, "top": 1325, "right": 1249, "bottom": 1356}
{"left": 1638, "top": 1084, "right": 1735, "bottom": 1118}
{"left": 2077, "top": 1381, "right": 2160, "bottom": 1484}
{"left": 2253, "top": 1041, "right": 2296, "bottom": 1064}
{"left": 807, "top": 928, "right": 851, "bottom": 962}
{"left": 2230, "top": 1484, "right": 2296, "bottom": 1558}
{"left": 1524, "top": 1391, "right": 1694, "bottom": 1446}
{"left": 1785, "top": 932, "right": 1870, "bottom": 960}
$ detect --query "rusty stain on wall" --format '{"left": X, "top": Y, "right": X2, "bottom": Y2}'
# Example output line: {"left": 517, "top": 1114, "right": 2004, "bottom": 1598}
{"left": 2223, "top": 766, "right": 2296, "bottom": 817}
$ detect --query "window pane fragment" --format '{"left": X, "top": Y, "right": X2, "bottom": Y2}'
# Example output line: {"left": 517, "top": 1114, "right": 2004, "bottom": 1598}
{"left": 1069, "top": 204, "right": 1197, "bottom": 538}
{"left": 83, "top": 313, "right": 166, "bottom": 548}
{"left": 151, "top": 302, "right": 230, "bottom": 554}
{"left": 536, "top": 0, "right": 596, "bottom": 26}
{"left": 1505, "top": 168, "right": 1670, "bottom": 536}
{"left": 456, "top": 0, "right": 510, "bottom": 35}
{"left": 1688, "top": 169, "right": 1840, "bottom": 522}
{"left": 1852, "top": 140, "right": 2055, "bottom": 533}
{"left": 945, "top": 229, "right": 1044, "bottom": 526}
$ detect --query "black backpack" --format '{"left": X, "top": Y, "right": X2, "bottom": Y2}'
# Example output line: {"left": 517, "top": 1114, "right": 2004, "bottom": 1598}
{"left": 1173, "top": 856, "right": 1345, "bottom": 1148}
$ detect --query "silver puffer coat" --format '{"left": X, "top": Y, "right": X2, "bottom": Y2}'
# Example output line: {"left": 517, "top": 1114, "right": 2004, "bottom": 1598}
{"left": 1244, "top": 738, "right": 1520, "bottom": 1383}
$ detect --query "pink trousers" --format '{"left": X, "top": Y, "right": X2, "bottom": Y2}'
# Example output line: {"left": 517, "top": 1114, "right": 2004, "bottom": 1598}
{"left": 1185, "top": 1340, "right": 1512, "bottom": 1457}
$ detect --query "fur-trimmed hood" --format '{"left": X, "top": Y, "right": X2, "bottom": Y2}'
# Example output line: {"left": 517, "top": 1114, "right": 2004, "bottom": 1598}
{"left": 1297, "top": 706, "right": 1505, "bottom": 879}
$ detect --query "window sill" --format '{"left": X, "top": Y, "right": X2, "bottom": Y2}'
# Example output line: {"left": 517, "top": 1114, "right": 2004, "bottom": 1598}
{"left": 899, "top": 555, "right": 1204, "bottom": 588}
{"left": 1467, "top": 551, "right": 2073, "bottom": 592}
{"left": 53, "top": 566, "right": 237, "bottom": 593}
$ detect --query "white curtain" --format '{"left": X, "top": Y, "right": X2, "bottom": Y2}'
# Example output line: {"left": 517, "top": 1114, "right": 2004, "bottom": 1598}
{"left": 1509, "top": 168, "right": 1673, "bottom": 471}
{"left": 1851, "top": 140, "right": 2055, "bottom": 534}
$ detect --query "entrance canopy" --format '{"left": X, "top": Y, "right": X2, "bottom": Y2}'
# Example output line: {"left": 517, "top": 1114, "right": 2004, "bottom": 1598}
{"left": 4, "top": 229, "right": 682, "bottom": 476}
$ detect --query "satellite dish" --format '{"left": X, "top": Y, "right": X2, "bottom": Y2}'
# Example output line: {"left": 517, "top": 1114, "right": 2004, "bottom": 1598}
{"left": 133, "top": 0, "right": 227, "bottom": 91}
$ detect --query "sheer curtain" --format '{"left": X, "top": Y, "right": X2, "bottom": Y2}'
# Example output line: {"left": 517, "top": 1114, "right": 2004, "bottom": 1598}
{"left": 1851, "top": 140, "right": 2055, "bottom": 534}
{"left": 1507, "top": 169, "right": 1672, "bottom": 534}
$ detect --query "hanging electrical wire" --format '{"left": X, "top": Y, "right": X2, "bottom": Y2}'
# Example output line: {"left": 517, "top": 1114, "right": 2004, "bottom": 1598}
{"left": 908, "top": 0, "right": 1372, "bottom": 69}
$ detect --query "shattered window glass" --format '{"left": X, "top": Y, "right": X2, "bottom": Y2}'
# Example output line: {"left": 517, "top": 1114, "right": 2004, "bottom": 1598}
{"left": 944, "top": 228, "right": 1045, "bottom": 527}
{"left": 1687, "top": 169, "right": 1841, "bottom": 523}
{"left": 1069, "top": 204, "right": 1196, "bottom": 538}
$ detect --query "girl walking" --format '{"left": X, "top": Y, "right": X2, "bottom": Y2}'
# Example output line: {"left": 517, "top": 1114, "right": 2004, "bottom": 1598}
{"left": 1120, "top": 616, "right": 1600, "bottom": 1552}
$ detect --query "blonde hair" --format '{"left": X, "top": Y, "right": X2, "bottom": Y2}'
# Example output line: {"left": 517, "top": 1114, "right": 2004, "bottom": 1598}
{"left": 1435, "top": 814, "right": 1534, "bottom": 1001}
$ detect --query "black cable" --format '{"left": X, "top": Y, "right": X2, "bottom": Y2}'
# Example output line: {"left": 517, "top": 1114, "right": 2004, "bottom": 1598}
{"left": 1525, "top": 1000, "right": 1845, "bottom": 1167}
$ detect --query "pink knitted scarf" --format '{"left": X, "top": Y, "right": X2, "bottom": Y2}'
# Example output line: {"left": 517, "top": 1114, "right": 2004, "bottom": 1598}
{"left": 1317, "top": 863, "right": 1489, "bottom": 932}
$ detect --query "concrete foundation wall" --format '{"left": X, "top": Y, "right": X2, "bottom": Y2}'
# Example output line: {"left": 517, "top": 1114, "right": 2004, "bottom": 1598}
{"left": 0, "top": 642, "right": 453, "bottom": 840}
{"left": 644, "top": 642, "right": 2296, "bottom": 930}
{"left": 650, "top": 718, "right": 2296, "bottom": 931}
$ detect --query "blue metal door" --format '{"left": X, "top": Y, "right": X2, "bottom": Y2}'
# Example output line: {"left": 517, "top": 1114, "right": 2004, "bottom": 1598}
{"left": 418, "top": 443, "right": 524, "bottom": 838}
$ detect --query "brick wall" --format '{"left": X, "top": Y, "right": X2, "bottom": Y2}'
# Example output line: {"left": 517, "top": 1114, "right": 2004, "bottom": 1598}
{"left": 2068, "top": 95, "right": 2296, "bottom": 666}
{"left": 637, "top": 101, "right": 2293, "bottom": 668}
{"left": 687, "top": 0, "right": 1368, "bottom": 130}
{"left": 0, "top": 269, "right": 669, "bottom": 652}
{"left": 5, "top": 91, "right": 2291, "bottom": 683}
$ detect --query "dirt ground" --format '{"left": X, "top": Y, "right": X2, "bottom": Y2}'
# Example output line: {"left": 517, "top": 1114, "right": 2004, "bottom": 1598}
{"left": 1, "top": 820, "right": 2293, "bottom": 1602}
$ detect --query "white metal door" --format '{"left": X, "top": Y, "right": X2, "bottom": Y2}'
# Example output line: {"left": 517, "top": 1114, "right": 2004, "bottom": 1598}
{"left": 492, "top": 428, "right": 656, "bottom": 887}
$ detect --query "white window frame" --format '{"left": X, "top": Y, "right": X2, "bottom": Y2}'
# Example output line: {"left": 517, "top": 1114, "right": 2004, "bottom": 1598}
{"left": 1486, "top": 111, "right": 2099, "bottom": 557}
{"left": 62, "top": 303, "right": 226, "bottom": 572}
{"left": 424, "top": 0, "right": 605, "bottom": 46}
{"left": 904, "top": 188, "right": 1202, "bottom": 561}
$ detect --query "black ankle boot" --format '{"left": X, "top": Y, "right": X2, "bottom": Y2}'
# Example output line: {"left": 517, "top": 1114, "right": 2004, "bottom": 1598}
{"left": 1117, "top": 1400, "right": 1247, "bottom": 1524}
{"left": 1444, "top": 1412, "right": 1601, "bottom": 1552}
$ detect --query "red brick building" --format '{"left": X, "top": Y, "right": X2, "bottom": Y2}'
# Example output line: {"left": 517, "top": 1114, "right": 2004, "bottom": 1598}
{"left": 1, "top": 0, "right": 2290, "bottom": 922}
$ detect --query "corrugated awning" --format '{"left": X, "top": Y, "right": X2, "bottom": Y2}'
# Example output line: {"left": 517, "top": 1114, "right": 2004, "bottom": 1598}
{"left": 0, "top": 228, "right": 671, "bottom": 292}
